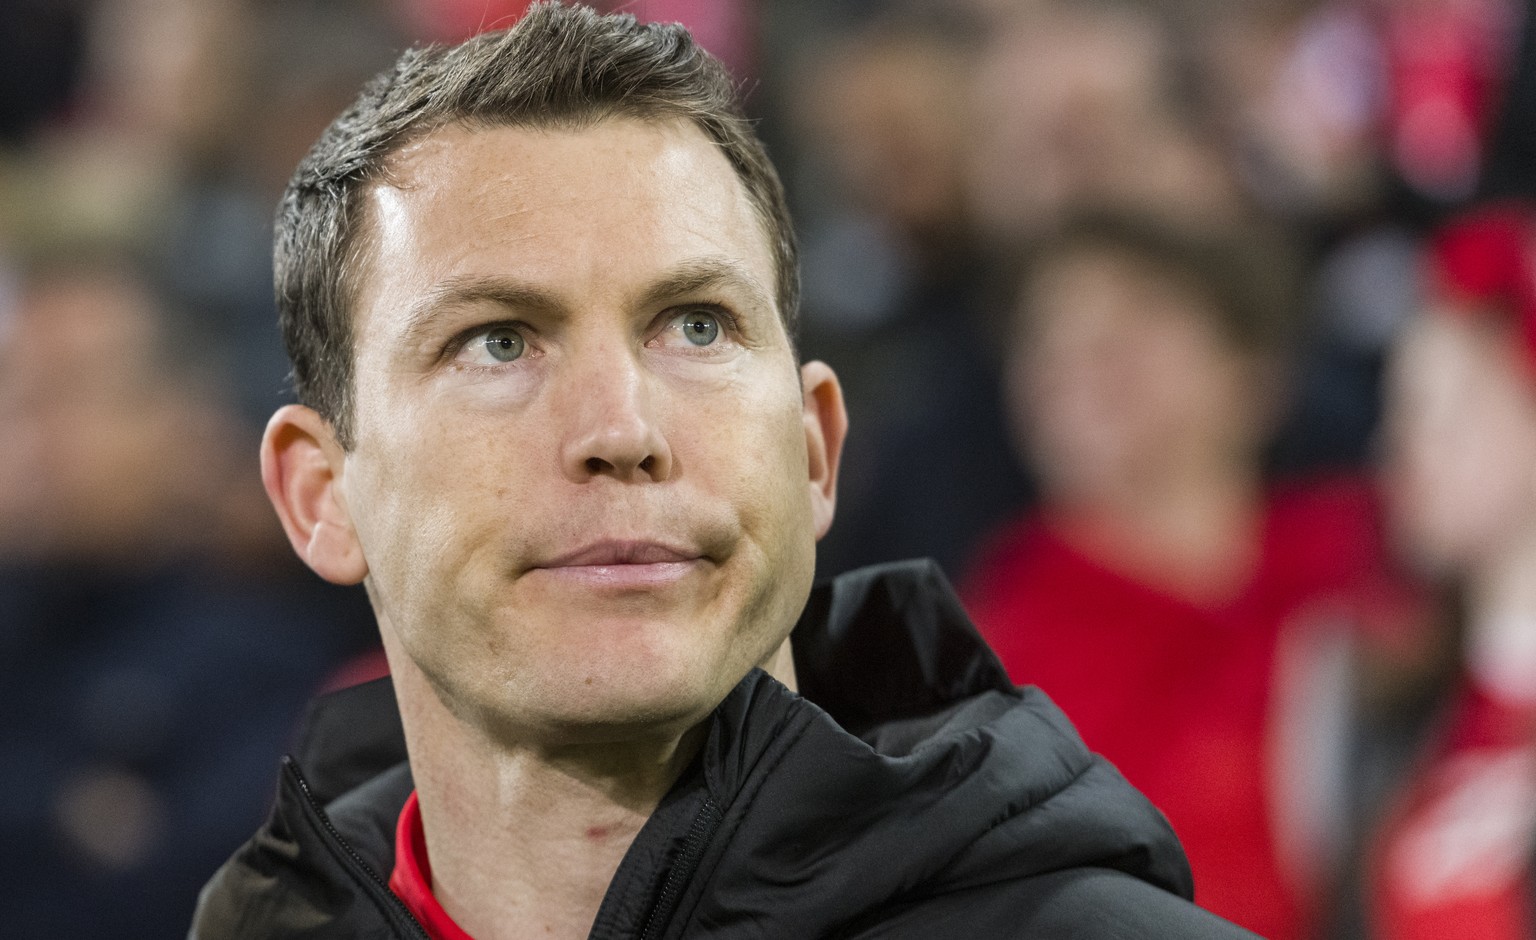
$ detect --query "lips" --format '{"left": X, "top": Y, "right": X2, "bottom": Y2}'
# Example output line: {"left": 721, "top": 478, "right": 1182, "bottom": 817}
{"left": 528, "top": 540, "right": 708, "bottom": 589}
{"left": 538, "top": 540, "right": 702, "bottom": 568}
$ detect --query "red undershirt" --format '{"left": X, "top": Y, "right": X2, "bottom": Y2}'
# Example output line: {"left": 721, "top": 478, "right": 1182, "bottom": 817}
{"left": 389, "top": 790, "right": 477, "bottom": 940}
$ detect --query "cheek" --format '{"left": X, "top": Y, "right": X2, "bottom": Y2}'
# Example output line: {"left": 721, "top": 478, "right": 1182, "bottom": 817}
{"left": 346, "top": 411, "right": 513, "bottom": 603}
{"left": 676, "top": 368, "right": 814, "bottom": 561}
{"left": 698, "top": 373, "right": 808, "bottom": 508}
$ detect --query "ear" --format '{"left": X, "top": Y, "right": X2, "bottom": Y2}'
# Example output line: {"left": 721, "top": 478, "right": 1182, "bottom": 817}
{"left": 260, "top": 404, "right": 368, "bottom": 585}
{"left": 800, "top": 360, "right": 848, "bottom": 540}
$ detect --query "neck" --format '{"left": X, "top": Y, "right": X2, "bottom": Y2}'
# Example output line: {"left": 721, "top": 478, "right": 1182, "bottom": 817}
{"left": 381, "top": 628, "right": 797, "bottom": 940}
{"left": 1055, "top": 458, "right": 1262, "bottom": 603}
{"left": 387, "top": 642, "right": 692, "bottom": 940}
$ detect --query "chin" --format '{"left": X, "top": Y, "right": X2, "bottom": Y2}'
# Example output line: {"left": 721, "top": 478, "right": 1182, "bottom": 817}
{"left": 528, "top": 679, "right": 724, "bottom": 744}
{"left": 516, "top": 647, "right": 737, "bottom": 736}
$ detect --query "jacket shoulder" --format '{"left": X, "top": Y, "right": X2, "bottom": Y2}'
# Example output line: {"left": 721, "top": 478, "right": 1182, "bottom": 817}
{"left": 842, "top": 867, "right": 1262, "bottom": 939}
{"left": 189, "top": 759, "right": 416, "bottom": 939}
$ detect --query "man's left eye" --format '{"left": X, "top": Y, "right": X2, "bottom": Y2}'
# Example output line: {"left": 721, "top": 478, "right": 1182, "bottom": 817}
{"left": 670, "top": 309, "right": 722, "bottom": 347}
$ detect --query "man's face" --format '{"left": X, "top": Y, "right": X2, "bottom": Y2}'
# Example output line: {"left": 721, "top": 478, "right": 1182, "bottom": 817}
{"left": 327, "top": 117, "right": 837, "bottom": 743}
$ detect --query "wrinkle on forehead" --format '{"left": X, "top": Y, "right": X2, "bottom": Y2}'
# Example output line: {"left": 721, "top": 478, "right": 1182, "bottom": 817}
{"left": 373, "top": 119, "right": 763, "bottom": 270}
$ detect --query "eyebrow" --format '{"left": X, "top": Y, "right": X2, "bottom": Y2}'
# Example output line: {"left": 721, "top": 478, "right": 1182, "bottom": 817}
{"left": 637, "top": 258, "right": 774, "bottom": 311}
{"left": 400, "top": 258, "right": 775, "bottom": 345}
{"left": 400, "top": 277, "right": 561, "bottom": 346}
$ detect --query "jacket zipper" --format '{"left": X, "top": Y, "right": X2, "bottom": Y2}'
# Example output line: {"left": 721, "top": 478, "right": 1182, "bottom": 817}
{"left": 637, "top": 796, "right": 723, "bottom": 940}
{"left": 286, "top": 760, "right": 433, "bottom": 940}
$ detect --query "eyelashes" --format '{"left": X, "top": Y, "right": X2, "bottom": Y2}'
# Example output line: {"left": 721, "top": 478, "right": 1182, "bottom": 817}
{"left": 454, "top": 323, "right": 531, "bottom": 367}
{"left": 441, "top": 302, "right": 745, "bottom": 370}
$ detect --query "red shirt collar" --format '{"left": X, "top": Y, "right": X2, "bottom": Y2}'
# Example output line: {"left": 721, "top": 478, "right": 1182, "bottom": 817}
{"left": 389, "top": 789, "right": 478, "bottom": 940}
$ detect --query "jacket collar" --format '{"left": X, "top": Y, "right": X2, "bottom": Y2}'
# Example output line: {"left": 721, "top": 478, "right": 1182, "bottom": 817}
{"left": 792, "top": 557, "right": 1017, "bottom": 738}
{"left": 252, "top": 560, "right": 1193, "bottom": 938}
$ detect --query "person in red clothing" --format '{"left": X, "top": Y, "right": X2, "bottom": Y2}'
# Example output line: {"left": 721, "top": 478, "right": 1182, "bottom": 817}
{"left": 1370, "top": 202, "right": 1536, "bottom": 940}
{"left": 963, "top": 210, "right": 1416, "bottom": 940}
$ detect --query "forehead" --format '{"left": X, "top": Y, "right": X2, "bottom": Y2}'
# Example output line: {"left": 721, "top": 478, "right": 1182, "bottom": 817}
{"left": 351, "top": 116, "right": 776, "bottom": 336}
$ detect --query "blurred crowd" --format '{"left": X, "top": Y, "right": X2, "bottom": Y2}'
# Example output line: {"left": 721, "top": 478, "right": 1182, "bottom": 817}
{"left": 4, "top": 0, "right": 1536, "bottom": 936}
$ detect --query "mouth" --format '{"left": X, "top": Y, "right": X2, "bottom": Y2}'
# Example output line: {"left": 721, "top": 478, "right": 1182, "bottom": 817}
{"left": 529, "top": 540, "right": 709, "bottom": 589}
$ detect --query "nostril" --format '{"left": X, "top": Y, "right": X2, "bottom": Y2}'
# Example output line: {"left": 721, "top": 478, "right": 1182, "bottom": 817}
{"left": 575, "top": 442, "right": 665, "bottom": 480}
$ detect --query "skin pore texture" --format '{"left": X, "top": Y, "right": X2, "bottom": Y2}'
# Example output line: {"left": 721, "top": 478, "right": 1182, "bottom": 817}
{"left": 260, "top": 117, "right": 847, "bottom": 939}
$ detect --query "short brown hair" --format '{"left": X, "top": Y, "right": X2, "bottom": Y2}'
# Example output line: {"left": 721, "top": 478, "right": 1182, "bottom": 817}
{"left": 1019, "top": 208, "right": 1299, "bottom": 360}
{"left": 275, "top": 1, "right": 798, "bottom": 447}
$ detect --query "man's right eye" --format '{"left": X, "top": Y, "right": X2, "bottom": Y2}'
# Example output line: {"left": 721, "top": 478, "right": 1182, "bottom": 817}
{"left": 459, "top": 326, "right": 526, "bottom": 365}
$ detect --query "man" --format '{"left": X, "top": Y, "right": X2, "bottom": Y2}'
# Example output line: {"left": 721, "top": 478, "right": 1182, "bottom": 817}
{"left": 192, "top": 5, "right": 1257, "bottom": 937}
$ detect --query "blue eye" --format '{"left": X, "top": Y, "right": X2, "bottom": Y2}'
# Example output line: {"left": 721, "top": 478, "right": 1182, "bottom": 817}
{"left": 678, "top": 310, "right": 720, "bottom": 346}
{"left": 480, "top": 326, "right": 525, "bottom": 362}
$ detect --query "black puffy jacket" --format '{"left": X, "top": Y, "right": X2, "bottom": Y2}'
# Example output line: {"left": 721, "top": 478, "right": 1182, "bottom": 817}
{"left": 191, "top": 560, "right": 1260, "bottom": 939}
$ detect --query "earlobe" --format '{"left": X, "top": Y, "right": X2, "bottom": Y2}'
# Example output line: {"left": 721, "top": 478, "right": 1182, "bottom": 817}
{"left": 260, "top": 404, "right": 368, "bottom": 585}
{"left": 800, "top": 361, "right": 848, "bottom": 540}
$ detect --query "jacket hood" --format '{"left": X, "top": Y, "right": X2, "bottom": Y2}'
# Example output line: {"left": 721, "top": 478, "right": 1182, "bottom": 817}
{"left": 193, "top": 559, "right": 1204, "bottom": 939}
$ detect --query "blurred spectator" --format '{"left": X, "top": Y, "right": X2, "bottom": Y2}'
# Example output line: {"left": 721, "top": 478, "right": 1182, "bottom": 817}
{"left": 1149, "top": 0, "right": 1402, "bottom": 474}
{"left": 0, "top": 0, "right": 89, "bottom": 145}
{"left": 787, "top": 5, "right": 1031, "bottom": 579}
{"left": 1178, "top": 0, "right": 1525, "bottom": 223}
{"left": 1377, "top": 0, "right": 1524, "bottom": 210}
{"left": 399, "top": 0, "right": 756, "bottom": 77}
{"left": 0, "top": 1, "right": 405, "bottom": 932}
{"left": 0, "top": 255, "right": 245, "bottom": 565}
{"left": 962, "top": 210, "right": 1423, "bottom": 940}
{"left": 1483, "top": 0, "right": 1536, "bottom": 201}
{"left": 0, "top": 249, "right": 377, "bottom": 937}
{"left": 791, "top": 5, "right": 979, "bottom": 327}
{"left": 399, "top": 0, "right": 539, "bottom": 40}
{"left": 1, "top": 0, "right": 409, "bottom": 426}
{"left": 1370, "top": 201, "right": 1536, "bottom": 939}
{"left": 1195, "top": 0, "right": 1389, "bottom": 224}
{"left": 966, "top": 0, "right": 1250, "bottom": 247}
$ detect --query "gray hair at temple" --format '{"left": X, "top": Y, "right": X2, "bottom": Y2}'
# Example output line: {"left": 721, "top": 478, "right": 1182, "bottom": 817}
{"left": 274, "top": 1, "right": 798, "bottom": 447}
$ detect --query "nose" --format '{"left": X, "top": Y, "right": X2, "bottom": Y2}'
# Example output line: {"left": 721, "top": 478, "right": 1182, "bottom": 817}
{"left": 558, "top": 343, "right": 673, "bottom": 484}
